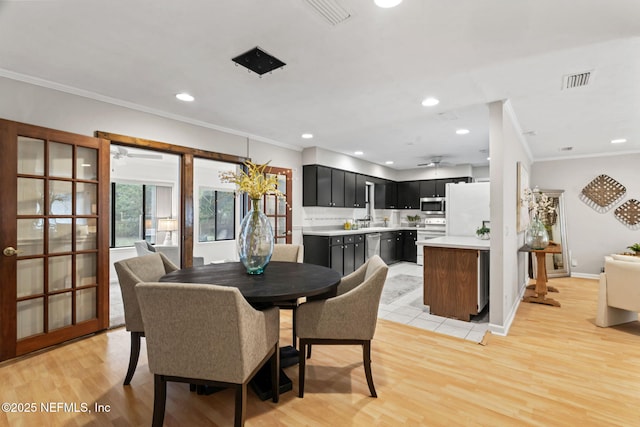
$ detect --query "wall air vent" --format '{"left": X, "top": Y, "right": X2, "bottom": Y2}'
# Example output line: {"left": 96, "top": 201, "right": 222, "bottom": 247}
{"left": 304, "top": 0, "right": 351, "bottom": 26}
{"left": 562, "top": 71, "right": 593, "bottom": 90}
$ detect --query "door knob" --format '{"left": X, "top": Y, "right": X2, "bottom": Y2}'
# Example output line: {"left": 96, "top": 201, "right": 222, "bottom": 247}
{"left": 3, "top": 247, "right": 21, "bottom": 256}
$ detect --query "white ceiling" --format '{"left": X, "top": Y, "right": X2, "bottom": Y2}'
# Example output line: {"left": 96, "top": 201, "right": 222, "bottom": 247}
{"left": 1, "top": 0, "right": 640, "bottom": 170}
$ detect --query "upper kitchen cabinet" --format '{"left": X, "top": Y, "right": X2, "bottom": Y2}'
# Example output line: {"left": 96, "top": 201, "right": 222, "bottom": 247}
{"left": 420, "top": 177, "right": 473, "bottom": 198}
{"left": 374, "top": 181, "right": 397, "bottom": 209}
{"left": 303, "top": 165, "right": 345, "bottom": 207}
{"left": 419, "top": 180, "right": 437, "bottom": 198}
{"left": 344, "top": 171, "right": 367, "bottom": 208}
{"left": 397, "top": 181, "right": 420, "bottom": 209}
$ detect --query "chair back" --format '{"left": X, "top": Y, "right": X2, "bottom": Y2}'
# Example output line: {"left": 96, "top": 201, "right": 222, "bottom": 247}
{"left": 135, "top": 282, "right": 279, "bottom": 383}
{"left": 134, "top": 240, "right": 156, "bottom": 256}
{"left": 114, "top": 253, "right": 178, "bottom": 332}
{"left": 271, "top": 244, "right": 304, "bottom": 263}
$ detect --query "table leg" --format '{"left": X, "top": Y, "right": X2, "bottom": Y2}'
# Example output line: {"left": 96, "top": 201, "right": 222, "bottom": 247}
{"left": 523, "top": 251, "right": 561, "bottom": 307}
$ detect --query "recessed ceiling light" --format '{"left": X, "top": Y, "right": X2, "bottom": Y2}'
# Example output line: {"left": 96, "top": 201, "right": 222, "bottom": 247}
{"left": 385, "top": 161, "right": 394, "bottom": 165}
{"left": 375, "top": 0, "right": 402, "bottom": 8}
{"left": 486, "top": 157, "right": 491, "bottom": 161}
{"left": 421, "top": 97, "right": 439, "bottom": 107}
{"left": 456, "top": 129, "right": 470, "bottom": 135}
{"left": 301, "top": 133, "right": 314, "bottom": 139}
{"left": 176, "top": 93, "right": 194, "bottom": 102}
{"left": 354, "top": 151, "right": 364, "bottom": 155}
{"left": 611, "top": 138, "right": 627, "bottom": 144}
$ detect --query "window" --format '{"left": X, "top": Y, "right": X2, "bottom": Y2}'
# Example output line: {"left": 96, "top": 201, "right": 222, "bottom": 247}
{"left": 198, "top": 188, "right": 235, "bottom": 242}
{"left": 110, "top": 183, "right": 173, "bottom": 248}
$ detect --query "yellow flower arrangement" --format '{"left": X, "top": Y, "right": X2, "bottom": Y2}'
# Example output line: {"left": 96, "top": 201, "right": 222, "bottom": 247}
{"left": 219, "top": 161, "right": 286, "bottom": 201}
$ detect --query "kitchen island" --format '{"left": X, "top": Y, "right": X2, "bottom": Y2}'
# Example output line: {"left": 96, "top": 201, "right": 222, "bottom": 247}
{"left": 417, "top": 236, "right": 489, "bottom": 321}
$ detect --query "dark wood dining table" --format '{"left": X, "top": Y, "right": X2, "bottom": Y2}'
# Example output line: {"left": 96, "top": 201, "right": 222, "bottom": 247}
{"left": 159, "top": 261, "right": 342, "bottom": 400}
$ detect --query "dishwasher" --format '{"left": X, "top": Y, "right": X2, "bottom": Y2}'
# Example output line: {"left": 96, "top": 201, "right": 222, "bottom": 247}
{"left": 366, "top": 233, "right": 381, "bottom": 259}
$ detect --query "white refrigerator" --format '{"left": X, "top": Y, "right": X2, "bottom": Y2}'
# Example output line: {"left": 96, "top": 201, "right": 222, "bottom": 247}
{"left": 445, "top": 182, "right": 490, "bottom": 236}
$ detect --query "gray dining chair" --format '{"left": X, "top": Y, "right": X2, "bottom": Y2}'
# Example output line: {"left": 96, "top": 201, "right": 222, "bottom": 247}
{"left": 295, "top": 255, "right": 388, "bottom": 398}
{"left": 135, "top": 282, "right": 280, "bottom": 427}
{"left": 270, "top": 244, "right": 304, "bottom": 349}
{"left": 113, "top": 252, "right": 178, "bottom": 385}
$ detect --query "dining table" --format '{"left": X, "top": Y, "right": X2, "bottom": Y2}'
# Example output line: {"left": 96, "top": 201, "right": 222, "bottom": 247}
{"left": 159, "top": 260, "right": 342, "bottom": 400}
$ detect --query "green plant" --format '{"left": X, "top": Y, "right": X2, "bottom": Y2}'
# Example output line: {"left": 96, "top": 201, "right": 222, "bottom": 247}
{"left": 627, "top": 243, "right": 640, "bottom": 254}
{"left": 407, "top": 215, "right": 421, "bottom": 222}
{"left": 476, "top": 225, "right": 490, "bottom": 236}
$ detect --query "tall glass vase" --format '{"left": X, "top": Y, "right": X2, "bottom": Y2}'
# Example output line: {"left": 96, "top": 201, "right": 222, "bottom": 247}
{"left": 238, "top": 198, "right": 274, "bottom": 275}
{"left": 525, "top": 217, "right": 549, "bottom": 250}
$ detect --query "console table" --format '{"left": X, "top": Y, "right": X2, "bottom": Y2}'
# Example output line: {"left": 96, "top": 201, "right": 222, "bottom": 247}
{"left": 519, "top": 243, "right": 562, "bottom": 307}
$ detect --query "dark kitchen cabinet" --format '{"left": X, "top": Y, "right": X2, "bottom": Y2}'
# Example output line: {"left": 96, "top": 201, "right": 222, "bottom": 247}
{"left": 419, "top": 177, "right": 473, "bottom": 198}
{"left": 303, "top": 234, "right": 364, "bottom": 276}
{"left": 345, "top": 172, "right": 367, "bottom": 208}
{"left": 380, "top": 232, "right": 397, "bottom": 264}
{"left": 397, "top": 181, "right": 420, "bottom": 209}
{"left": 375, "top": 181, "right": 397, "bottom": 209}
{"left": 395, "top": 231, "right": 404, "bottom": 261}
{"left": 419, "top": 180, "right": 437, "bottom": 198}
{"left": 403, "top": 230, "right": 417, "bottom": 262}
{"left": 303, "top": 165, "right": 345, "bottom": 207}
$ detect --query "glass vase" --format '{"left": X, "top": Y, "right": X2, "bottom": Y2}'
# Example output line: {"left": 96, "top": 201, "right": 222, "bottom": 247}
{"left": 238, "top": 198, "right": 274, "bottom": 275}
{"left": 525, "top": 217, "right": 549, "bottom": 250}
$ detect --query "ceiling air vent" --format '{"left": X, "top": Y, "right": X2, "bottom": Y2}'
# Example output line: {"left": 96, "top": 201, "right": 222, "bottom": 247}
{"left": 562, "top": 71, "right": 593, "bottom": 90}
{"left": 304, "top": 0, "right": 351, "bottom": 26}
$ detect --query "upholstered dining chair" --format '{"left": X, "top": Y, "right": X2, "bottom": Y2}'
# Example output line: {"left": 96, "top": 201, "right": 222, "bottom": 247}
{"left": 113, "top": 253, "right": 178, "bottom": 386}
{"left": 295, "top": 254, "right": 388, "bottom": 398}
{"left": 135, "top": 282, "right": 280, "bottom": 427}
{"left": 270, "top": 244, "right": 304, "bottom": 349}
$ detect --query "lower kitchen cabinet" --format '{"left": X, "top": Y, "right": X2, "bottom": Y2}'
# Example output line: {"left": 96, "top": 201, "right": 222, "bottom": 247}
{"left": 304, "top": 234, "right": 365, "bottom": 276}
{"left": 403, "top": 230, "right": 417, "bottom": 263}
{"left": 380, "top": 232, "right": 396, "bottom": 264}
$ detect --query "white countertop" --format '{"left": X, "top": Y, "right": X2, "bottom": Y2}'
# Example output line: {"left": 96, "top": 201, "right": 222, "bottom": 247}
{"left": 416, "top": 236, "right": 490, "bottom": 250}
{"left": 303, "top": 226, "right": 420, "bottom": 236}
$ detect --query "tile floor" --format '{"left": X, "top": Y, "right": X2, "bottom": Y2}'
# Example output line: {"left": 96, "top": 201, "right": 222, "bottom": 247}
{"left": 378, "top": 262, "right": 489, "bottom": 343}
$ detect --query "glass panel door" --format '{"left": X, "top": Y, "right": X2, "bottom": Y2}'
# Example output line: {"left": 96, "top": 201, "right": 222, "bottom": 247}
{"left": 262, "top": 166, "right": 292, "bottom": 244}
{"left": 0, "top": 119, "right": 109, "bottom": 361}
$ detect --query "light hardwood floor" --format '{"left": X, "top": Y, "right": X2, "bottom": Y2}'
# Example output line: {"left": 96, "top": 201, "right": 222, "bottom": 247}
{"left": 1, "top": 276, "right": 639, "bottom": 426}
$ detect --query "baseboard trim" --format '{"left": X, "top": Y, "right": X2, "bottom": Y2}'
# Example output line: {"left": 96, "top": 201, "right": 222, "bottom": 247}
{"left": 571, "top": 272, "right": 599, "bottom": 280}
{"left": 488, "top": 280, "right": 527, "bottom": 336}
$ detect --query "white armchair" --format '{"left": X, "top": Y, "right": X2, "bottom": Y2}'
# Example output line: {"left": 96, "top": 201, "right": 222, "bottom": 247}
{"left": 596, "top": 255, "right": 640, "bottom": 327}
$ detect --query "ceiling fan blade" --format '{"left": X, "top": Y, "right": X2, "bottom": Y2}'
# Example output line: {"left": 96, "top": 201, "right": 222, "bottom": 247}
{"left": 417, "top": 162, "right": 435, "bottom": 167}
{"left": 128, "top": 153, "right": 163, "bottom": 160}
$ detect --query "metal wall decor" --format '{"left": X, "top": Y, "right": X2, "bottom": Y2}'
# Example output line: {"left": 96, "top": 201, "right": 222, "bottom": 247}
{"left": 579, "top": 174, "right": 626, "bottom": 213}
{"left": 614, "top": 199, "right": 640, "bottom": 229}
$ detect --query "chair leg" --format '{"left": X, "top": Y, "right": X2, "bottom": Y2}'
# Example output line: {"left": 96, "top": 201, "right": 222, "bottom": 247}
{"left": 298, "top": 340, "right": 306, "bottom": 398}
{"left": 363, "top": 341, "right": 377, "bottom": 398}
{"left": 306, "top": 344, "right": 312, "bottom": 359}
{"left": 271, "top": 343, "right": 280, "bottom": 403}
{"left": 124, "top": 331, "right": 142, "bottom": 385}
{"left": 292, "top": 307, "right": 297, "bottom": 349}
{"left": 234, "top": 384, "right": 246, "bottom": 427}
{"left": 152, "top": 375, "right": 167, "bottom": 427}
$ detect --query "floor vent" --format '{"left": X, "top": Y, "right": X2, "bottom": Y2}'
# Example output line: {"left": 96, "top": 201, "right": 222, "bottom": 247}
{"left": 304, "top": 0, "right": 351, "bottom": 26}
{"left": 562, "top": 71, "right": 593, "bottom": 89}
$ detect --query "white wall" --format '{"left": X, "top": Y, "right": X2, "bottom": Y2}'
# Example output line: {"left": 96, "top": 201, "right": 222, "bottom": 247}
{"left": 488, "top": 100, "right": 532, "bottom": 336}
{"left": 531, "top": 154, "right": 640, "bottom": 276}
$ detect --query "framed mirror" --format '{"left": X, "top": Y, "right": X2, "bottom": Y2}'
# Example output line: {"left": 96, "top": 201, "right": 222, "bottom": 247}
{"left": 539, "top": 189, "right": 570, "bottom": 278}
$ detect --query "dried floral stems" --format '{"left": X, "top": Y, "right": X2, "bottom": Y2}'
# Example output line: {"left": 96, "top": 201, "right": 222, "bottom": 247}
{"left": 219, "top": 161, "right": 286, "bottom": 202}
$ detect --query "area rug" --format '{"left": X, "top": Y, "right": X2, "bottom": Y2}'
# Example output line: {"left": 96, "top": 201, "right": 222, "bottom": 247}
{"left": 381, "top": 274, "right": 422, "bottom": 305}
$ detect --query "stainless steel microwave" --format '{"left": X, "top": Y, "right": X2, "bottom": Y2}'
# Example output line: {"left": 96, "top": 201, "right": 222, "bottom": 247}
{"left": 420, "top": 197, "right": 446, "bottom": 214}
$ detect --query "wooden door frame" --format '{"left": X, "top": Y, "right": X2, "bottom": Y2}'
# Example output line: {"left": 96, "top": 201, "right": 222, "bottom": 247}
{"left": 95, "top": 131, "right": 250, "bottom": 266}
{"left": 262, "top": 165, "right": 293, "bottom": 244}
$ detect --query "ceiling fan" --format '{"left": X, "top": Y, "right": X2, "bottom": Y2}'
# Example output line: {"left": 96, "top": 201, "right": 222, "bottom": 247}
{"left": 417, "top": 156, "right": 453, "bottom": 167}
{"left": 111, "top": 146, "right": 162, "bottom": 160}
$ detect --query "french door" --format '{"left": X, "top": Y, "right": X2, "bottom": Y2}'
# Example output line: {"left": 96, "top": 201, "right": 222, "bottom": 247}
{"left": 262, "top": 166, "right": 292, "bottom": 244}
{"left": 0, "top": 119, "right": 109, "bottom": 361}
